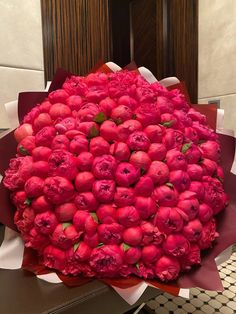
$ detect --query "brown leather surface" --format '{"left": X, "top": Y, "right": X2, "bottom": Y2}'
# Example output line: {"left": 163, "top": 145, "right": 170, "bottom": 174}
{"left": 0, "top": 226, "right": 160, "bottom": 314}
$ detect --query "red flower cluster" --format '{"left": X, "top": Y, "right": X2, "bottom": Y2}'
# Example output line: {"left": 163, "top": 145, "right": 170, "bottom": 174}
{"left": 4, "top": 70, "right": 228, "bottom": 281}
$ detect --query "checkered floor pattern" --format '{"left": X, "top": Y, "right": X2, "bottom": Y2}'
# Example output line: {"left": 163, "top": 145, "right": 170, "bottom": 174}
{"left": 142, "top": 250, "right": 236, "bottom": 314}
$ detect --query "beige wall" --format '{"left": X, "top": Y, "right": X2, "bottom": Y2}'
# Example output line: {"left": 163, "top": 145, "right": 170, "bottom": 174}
{"left": 0, "top": 0, "right": 44, "bottom": 128}
{"left": 198, "top": 0, "right": 236, "bottom": 130}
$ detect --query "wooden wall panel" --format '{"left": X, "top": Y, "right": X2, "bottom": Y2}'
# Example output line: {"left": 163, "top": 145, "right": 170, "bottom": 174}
{"left": 41, "top": 0, "right": 112, "bottom": 80}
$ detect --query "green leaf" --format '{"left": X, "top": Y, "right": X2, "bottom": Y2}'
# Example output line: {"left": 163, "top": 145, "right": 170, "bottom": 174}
{"left": 24, "top": 198, "right": 32, "bottom": 206}
{"left": 123, "top": 243, "right": 131, "bottom": 252}
{"left": 73, "top": 242, "right": 80, "bottom": 251}
{"left": 140, "top": 168, "right": 146, "bottom": 175}
{"left": 115, "top": 118, "right": 122, "bottom": 125}
{"left": 19, "top": 146, "right": 29, "bottom": 156}
{"left": 135, "top": 263, "right": 140, "bottom": 271}
{"left": 97, "top": 242, "right": 104, "bottom": 248}
{"left": 90, "top": 212, "right": 98, "bottom": 223}
{"left": 62, "top": 222, "right": 72, "bottom": 230}
{"left": 89, "top": 125, "right": 99, "bottom": 138}
{"left": 165, "top": 182, "right": 174, "bottom": 189}
{"left": 198, "top": 139, "right": 206, "bottom": 145}
{"left": 161, "top": 120, "right": 175, "bottom": 128}
{"left": 181, "top": 142, "right": 192, "bottom": 153}
{"left": 94, "top": 112, "right": 107, "bottom": 124}
{"left": 215, "top": 175, "right": 224, "bottom": 183}
{"left": 132, "top": 114, "right": 137, "bottom": 119}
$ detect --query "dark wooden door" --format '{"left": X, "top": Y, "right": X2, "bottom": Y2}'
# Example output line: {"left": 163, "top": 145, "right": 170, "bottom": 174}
{"left": 41, "top": 0, "right": 198, "bottom": 102}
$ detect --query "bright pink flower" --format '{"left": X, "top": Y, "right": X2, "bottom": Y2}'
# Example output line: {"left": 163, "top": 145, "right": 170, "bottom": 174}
{"left": 203, "top": 177, "right": 228, "bottom": 215}
{"left": 123, "top": 226, "right": 143, "bottom": 246}
{"left": 135, "top": 197, "right": 157, "bottom": 219}
{"left": 162, "top": 129, "right": 184, "bottom": 150}
{"left": 117, "top": 119, "right": 142, "bottom": 141}
{"left": 201, "top": 158, "right": 217, "bottom": 176}
{"left": 184, "top": 127, "right": 199, "bottom": 144}
{"left": 135, "top": 103, "right": 160, "bottom": 127}
{"left": 11, "top": 191, "right": 28, "bottom": 210}
{"left": 147, "top": 161, "right": 169, "bottom": 185}
{"left": 111, "top": 105, "right": 133, "bottom": 123}
{"left": 153, "top": 185, "right": 179, "bottom": 207}
{"left": 54, "top": 117, "right": 76, "bottom": 134}
{"left": 74, "top": 242, "right": 92, "bottom": 261}
{"left": 114, "top": 187, "right": 135, "bottom": 207}
{"left": 162, "top": 234, "right": 190, "bottom": 257}
{"left": 35, "top": 126, "right": 56, "bottom": 147}
{"left": 24, "top": 227, "right": 49, "bottom": 252}
{"left": 75, "top": 172, "right": 95, "bottom": 192}
{"left": 142, "top": 245, "right": 163, "bottom": 265}
{"left": 48, "top": 150, "right": 77, "bottom": 180}
{"left": 32, "top": 146, "right": 52, "bottom": 161}
{"left": 198, "top": 203, "right": 213, "bottom": 223}
{"left": 148, "top": 143, "right": 167, "bottom": 161}
{"left": 129, "top": 151, "right": 151, "bottom": 172}
{"left": 51, "top": 135, "right": 70, "bottom": 150}
{"left": 178, "top": 192, "right": 199, "bottom": 220}
{"left": 17, "top": 136, "right": 36, "bottom": 155}
{"left": 92, "top": 180, "right": 116, "bottom": 203}
{"left": 179, "top": 244, "right": 201, "bottom": 271}
{"left": 31, "top": 195, "right": 53, "bottom": 213}
{"left": 69, "top": 134, "right": 89, "bottom": 155}
{"left": 43, "top": 245, "right": 67, "bottom": 271}
{"left": 55, "top": 202, "right": 77, "bottom": 222}
{"left": 14, "top": 207, "right": 35, "bottom": 233}
{"left": 3, "top": 156, "right": 33, "bottom": 191}
{"left": 117, "top": 95, "right": 137, "bottom": 110}
{"left": 65, "top": 95, "right": 83, "bottom": 111}
{"left": 100, "top": 120, "right": 118, "bottom": 142}
{"left": 39, "top": 100, "right": 52, "bottom": 113}
{"left": 141, "top": 222, "right": 165, "bottom": 246}
{"left": 74, "top": 192, "right": 98, "bottom": 211}
{"left": 187, "top": 164, "right": 203, "bottom": 181}
{"left": 24, "top": 176, "right": 44, "bottom": 198}
{"left": 92, "top": 155, "right": 117, "bottom": 179}
{"left": 187, "top": 108, "right": 206, "bottom": 124}
{"left": 77, "top": 103, "right": 100, "bottom": 122}
{"left": 192, "top": 121, "right": 217, "bottom": 141}
{"left": 89, "top": 136, "right": 110, "bottom": 156}
{"left": 121, "top": 245, "right": 141, "bottom": 264}
{"left": 48, "top": 89, "right": 69, "bottom": 103}
{"left": 62, "top": 75, "right": 88, "bottom": 96}
{"left": 96, "top": 204, "right": 117, "bottom": 224}
{"left": 73, "top": 210, "right": 90, "bottom": 231}
{"left": 33, "top": 113, "right": 52, "bottom": 132}
{"left": 166, "top": 149, "right": 187, "bottom": 171}
{"left": 169, "top": 170, "right": 190, "bottom": 192}
{"left": 23, "top": 107, "right": 40, "bottom": 124}
{"left": 84, "top": 214, "right": 98, "bottom": 236}
{"left": 14, "top": 123, "right": 33, "bottom": 143}
{"left": 76, "top": 152, "right": 94, "bottom": 171}
{"left": 198, "top": 219, "right": 219, "bottom": 250}
{"left": 183, "top": 219, "right": 203, "bottom": 242}
{"left": 34, "top": 211, "right": 58, "bottom": 234}
{"left": 76, "top": 121, "right": 99, "bottom": 138}
{"left": 99, "top": 97, "right": 116, "bottom": 117}
{"left": 144, "top": 125, "right": 164, "bottom": 143}
{"left": 116, "top": 206, "right": 140, "bottom": 227}
{"left": 51, "top": 224, "right": 80, "bottom": 250}
{"left": 155, "top": 256, "right": 180, "bottom": 281}
{"left": 134, "top": 176, "right": 154, "bottom": 197}
{"left": 127, "top": 131, "right": 150, "bottom": 151}
{"left": 110, "top": 142, "right": 130, "bottom": 161}
{"left": 49, "top": 103, "right": 71, "bottom": 120}
{"left": 189, "top": 181, "right": 205, "bottom": 201}
{"left": 184, "top": 144, "right": 202, "bottom": 164}
{"left": 153, "top": 207, "right": 183, "bottom": 234}
{"left": 156, "top": 96, "right": 174, "bottom": 113}
{"left": 115, "top": 162, "right": 140, "bottom": 187}
{"left": 43, "top": 176, "right": 75, "bottom": 204}
{"left": 84, "top": 233, "right": 99, "bottom": 248}
{"left": 90, "top": 245, "right": 123, "bottom": 277}
{"left": 98, "top": 223, "right": 124, "bottom": 244}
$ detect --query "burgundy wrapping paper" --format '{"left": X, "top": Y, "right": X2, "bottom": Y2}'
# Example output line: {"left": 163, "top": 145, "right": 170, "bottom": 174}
{"left": 1, "top": 65, "right": 236, "bottom": 296}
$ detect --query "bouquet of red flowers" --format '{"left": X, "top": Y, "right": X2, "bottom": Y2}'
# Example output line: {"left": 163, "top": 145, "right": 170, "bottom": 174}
{"left": 0, "top": 62, "right": 236, "bottom": 303}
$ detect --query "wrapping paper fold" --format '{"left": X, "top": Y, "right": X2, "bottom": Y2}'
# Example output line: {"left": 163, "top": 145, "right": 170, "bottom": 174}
{"left": 0, "top": 62, "right": 236, "bottom": 305}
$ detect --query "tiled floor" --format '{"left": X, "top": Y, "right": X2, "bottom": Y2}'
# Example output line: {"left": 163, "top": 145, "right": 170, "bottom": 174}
{"left": 142, "top": 250, "right": 236, "bottom": 314}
